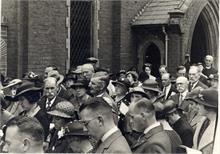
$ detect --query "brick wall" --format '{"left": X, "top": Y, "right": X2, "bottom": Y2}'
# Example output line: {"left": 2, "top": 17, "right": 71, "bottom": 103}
{"left": 1, "top": 0, "right": 18, "bottom": 78}
{"left": 27, "top": 0, "right": 67, "bottom": 76}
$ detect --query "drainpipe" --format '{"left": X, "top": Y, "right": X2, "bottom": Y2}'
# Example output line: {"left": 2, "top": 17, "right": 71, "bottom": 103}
{"left": 162, "top": 26, "right": 168, "bottom": 66}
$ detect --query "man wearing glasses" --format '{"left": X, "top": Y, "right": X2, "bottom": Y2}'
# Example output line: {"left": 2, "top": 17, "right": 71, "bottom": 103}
{"left": 79, "top": 97, "right": 131, "bottom": 153}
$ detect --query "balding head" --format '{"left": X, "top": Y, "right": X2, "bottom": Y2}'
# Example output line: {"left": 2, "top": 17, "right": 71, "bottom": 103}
{"left": 176, "top": 76, "right": 189, "bottom": 93}
{"left": 81, "top": 64, "right": 95, "bottom": 81}
{"left": 188, "top": 66, "right": 200, "bottom": 83}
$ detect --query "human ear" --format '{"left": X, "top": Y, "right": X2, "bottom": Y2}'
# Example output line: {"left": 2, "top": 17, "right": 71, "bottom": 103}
{"left": 23, "top": 138, "right": 31, "bottom": 152}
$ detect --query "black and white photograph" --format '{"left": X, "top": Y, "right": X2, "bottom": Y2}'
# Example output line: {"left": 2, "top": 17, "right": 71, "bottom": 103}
{"left": 0, "top": 0, "right": 219, "bottom": 153}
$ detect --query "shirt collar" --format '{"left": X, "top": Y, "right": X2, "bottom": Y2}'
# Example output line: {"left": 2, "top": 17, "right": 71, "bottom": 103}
{"left": 46, "top": 96, "right": 56, "bottom": 107}
{"left": 101, "top": 126, "right": 118, "bottom": 142}
{"left": 144, "top": 122, "right": 161, "bottom": 135}
{"left": 180, "top": 90, "right": 188, "bottom": 99}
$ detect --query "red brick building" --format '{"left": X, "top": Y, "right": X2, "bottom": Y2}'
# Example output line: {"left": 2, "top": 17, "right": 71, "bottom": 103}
{"left": 1, "top": 0, "right": 218, "bottom": 78}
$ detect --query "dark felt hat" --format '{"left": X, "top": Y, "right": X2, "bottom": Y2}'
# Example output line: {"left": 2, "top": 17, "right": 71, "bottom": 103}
{"left": 142, "top": 79, "right": 162, "bottom": 93}
{"left": 65, "top": 120, "right": 89, "bottom": 136}
{"left": 71, "top": 79, "right": 88, "bottom": 89}
{"left": 112, "top": 77, "right": 130, "bottom": 91}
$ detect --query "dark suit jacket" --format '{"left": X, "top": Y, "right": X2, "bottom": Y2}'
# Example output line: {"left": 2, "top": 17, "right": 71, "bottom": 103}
{"left": 38, "top": 96, "right": 66, "bottom": 122}
{"left": 58, "top": 85, "right": 72, "bottom": 101}
{"left": 170, "top": 93, "right": 191, "bottom": 112}
{"left": 202, "top": 67, "right": 217, "bottom": 77}
{"left": 163, "top": 84, "right": 178, "bottom": 100}
{"left": 189, "top": 81, "right": 208, "bottom": 92}
{"left": 95, "top": 130, "right": 132, "bottom": 153}
{"left": 172, "top": 117, "right": 193, "bottom": 147}
{"left": 131, "top": 125, "right": 172, "bottom": 153}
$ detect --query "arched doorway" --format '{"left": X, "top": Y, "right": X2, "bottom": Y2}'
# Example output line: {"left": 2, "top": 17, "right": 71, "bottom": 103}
{"left": 191, "top": 10, "right": 208, "bottom": 63}
{"left": 145, "top": 43, "right": 161, "bottom": 77}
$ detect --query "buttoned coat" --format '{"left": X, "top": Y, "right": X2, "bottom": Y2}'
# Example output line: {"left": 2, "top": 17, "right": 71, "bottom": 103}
{"left": 131, "top": 125, "right": 172, "bottom": 153}
{"left": 95, "top": 130, "right": 132, "bottom": 153}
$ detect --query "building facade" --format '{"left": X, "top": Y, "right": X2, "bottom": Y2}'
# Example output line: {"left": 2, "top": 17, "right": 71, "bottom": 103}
{"left": 1, "top": 0, "right": 218, "bottom": 78}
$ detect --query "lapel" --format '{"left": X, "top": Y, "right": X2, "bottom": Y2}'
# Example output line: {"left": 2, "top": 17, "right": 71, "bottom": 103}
{"left": 131, "top": 125, "right": 164, "bottom": 149}
{"left": 95, "top": 130, "right": 122, "bottom": 153}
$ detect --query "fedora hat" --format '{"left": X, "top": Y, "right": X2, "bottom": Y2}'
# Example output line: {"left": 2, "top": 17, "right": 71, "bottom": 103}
{"left": 112, "top": 77, "right": 130, "bottom": 91}
{"left": 142, "top": 79, "right": 161, "bottom": 93}
{"left": 47, "top": 70, "right": 64, "bottom": 85}
{"left": 185, "top": 89, "right": 218, "bottom": 108}
{"left": 2, "top": 79, "right": 22, "bottom": 90}
{"left": 125, "top": 86, "right": 149, "bottom": 100}
{"left": 71, "top": 79, "right": 88, "bottom": 89}
{"left": 15, "top": 80, "right": 41, "bottom": 97}
{"left": 47, "top": 101, "right": 76, "bottom": 118}
{"left": 86, "top": 57, "right": 98, "bottom": 63}
{"left": 65, "top": 120, "right": 89, "bottom": 136}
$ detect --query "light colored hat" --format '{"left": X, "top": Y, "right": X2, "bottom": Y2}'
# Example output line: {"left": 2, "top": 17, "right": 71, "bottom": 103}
{"left": 47, "top": 101, "right": 76, "bottom": 118}
{"left": 2, "top": 79, "right": 22, "bottom": 89}
{"left": 48, "top": 70, "right": 64, "bottom": 85}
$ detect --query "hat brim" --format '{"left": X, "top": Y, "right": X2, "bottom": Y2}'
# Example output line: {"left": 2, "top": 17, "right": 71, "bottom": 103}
{"left": 125, "top": 91, "right": 149, "bottom": 100}
{"left": 186, "top": 97, "right": 217, "bottom": 108}
{"left": 112, "top": 81, "right": 128, "bottom": 91}
{"left": 142, "top": 87, "right": 162, "bottom": 93}
{"left": 15, "top": 87, "right": 42, "bottom": 98}
{"left": 47, "top": 110, "right": 72, "bottom": 118}
{"left": 2, "top": 81, "right": 22, "bottom": 90}
{"left": 66, "top": 131, "right": 89, "bottom": 136}
{"left": 71, "top": 83, "right": 87, "bottom": 89}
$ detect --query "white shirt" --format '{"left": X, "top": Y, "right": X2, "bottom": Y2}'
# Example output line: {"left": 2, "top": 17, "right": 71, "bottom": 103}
{"left": 191, "top": 81, "right": 199, "bottom": 90}
{"left": 163, "top": 84, "right": 171, "bottom": 99}
{"left": 101, "top": 126, "right": 118, "bottom": 142}
{"left": 46, "top": 96, "right": 56, "bottom": 108}
{"left": 144, "top": 122, "right": 161, "bottom": 135}
{"left": 180, "top": 90, "right": 188, "bottom": 100}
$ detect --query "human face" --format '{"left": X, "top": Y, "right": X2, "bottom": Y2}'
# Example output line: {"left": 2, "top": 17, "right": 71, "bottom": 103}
{"left": 115, "top": 84, "right": 126, "bottom": 95}
{"left": 19, "top": 96, "right": 32, "bottom": 111}
{"left": 177, "top": 69, "right": 186, "bottom": 77}
{"left": 4, "top": 126, "right": 24, "bottom": 153}
{"left": 44, "top": 67, "right": 54, "bottom": 78}
{"left": 80, "top": 110, "right": 100, "bottom": 140}
{"left": 188, "top": 67, "right": 200, "bottom": 83}
{"left": 44, "top": 78, "right": 58, "bottom": 100}
{"left": 176, "top": 78, "right": 188, "bottom": 93}
{"left": 127, "top": 105, "right": 145, "bottom": 132}
{"left": 75, "top": 87, "right": 87, "bottom": 98}
{"left": 82, "top": 70, "right": 93, "bottom": 81}
{"left": 52, "top": 116, "right": 66, "bottom": 130}
{"left": 161, "top": 74, "right": 171, "bottom": 87}
{"left": 205, "top": 56, "right": 213, "bottom": 67}
{"left": 126, "top": 74, "right": 134, "bottom": 84}
{"left": 89, "top": 78, "right": 103, "bottom": 96}
{"left": 145, "top": 67, "right": 151, "bottom": 75}
{"left": 130, "top": 93, "right": 143, "bottom": 103}
{"left": 159, "top": 67, "right": 167, "bottom": 77}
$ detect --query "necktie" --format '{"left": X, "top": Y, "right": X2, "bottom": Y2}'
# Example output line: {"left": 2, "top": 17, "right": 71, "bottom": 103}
{"left": 179, "top": 94, "right": 183, "bottom": 107}
{"left": 46, "top": 101, "right": 51, "bottom": 111}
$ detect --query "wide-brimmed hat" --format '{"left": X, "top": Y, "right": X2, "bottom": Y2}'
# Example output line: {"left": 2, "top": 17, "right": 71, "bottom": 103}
{"left": 142, "top": 79, "right": 161, "bottom": 93}
{"left": 125, "top": 86, "right": 149, "bottom": 100}
{"left": 112, "top": 77, "right": 130, "bottom": 91}
{"left": 126, "top": 71, "right": 138, "bottom": 80}
{"left": 71, "top": 79, "right": 88, "bottom": 89}
{"left": 65, "top": 120, "right": 89, "bottom": 136}
{"left": 48, "top": 70, "right": 64, "bottom": 85}
{"left": 2, "top": 79, "right": 22, "bottom": 89}
{"left": 15, "top": 80, "right": 42, "bottom": 97}
{"left": 86, "top": 57, "right": 98, "bottom": 63}
{"left": 185, "top": 89, "right": 218, "bottom": 108}
{"left": 47, "top": 101, "right": 76, "bottom": 118}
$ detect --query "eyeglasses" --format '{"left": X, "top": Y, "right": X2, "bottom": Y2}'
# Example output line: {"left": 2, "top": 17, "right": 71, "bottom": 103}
{"left": 79, "top": 117, "right": 98, "bottom": 127}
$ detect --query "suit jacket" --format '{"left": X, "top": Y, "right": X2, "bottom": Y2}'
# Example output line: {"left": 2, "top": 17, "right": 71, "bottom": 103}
{"left": 131, "top": 125, "right": 172, "bottom": 153}
{"left": 189, "top": 81, "right": 208, "bottom": 92}
{"left": 172, "top": 117, "right": 193, "bottom": 147}
{"left": 95, "top": 130, "right": 132, "bottom": 153}
{"left": 38, "top": 96, "right": 66, "bottom": 122}
{"left": 58, "top": 84, "right": 72, "bottom": 101}
{"left": 163, "top": 84, "right": 178, "bottom": 100}
{"left": 202, "top": 67, "right": 217, "bottom": 78}
{"left": 170, "top": 93, "right": 191, "bottom": 112}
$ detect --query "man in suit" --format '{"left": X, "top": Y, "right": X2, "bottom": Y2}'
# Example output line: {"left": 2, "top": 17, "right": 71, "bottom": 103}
{"left": 38, "top": 77, "right": 66, "bottom": 122}
{"left": 202, "top": 55, "right": 218, "bottom": 78}
{"left": 188, "top": 66, "right": 208, "bottom": 92}
{"left": 161, "top": 73, "right": 177, "bottom": 100}
{"left": 79, "top": 97, "right": 131, "bottom": 153}
{"left": 127, "top": 98, "right": 172, "bottom": 153}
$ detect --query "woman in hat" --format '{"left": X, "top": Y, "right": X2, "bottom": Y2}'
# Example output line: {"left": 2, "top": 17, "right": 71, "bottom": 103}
{"left": 46, "top": 101, "right": 78, "bottom": 153}
{"left": 70, "top": 79, "right": 91, "bottom": 112}
{"left": 16, "top": 80, "right": 50, "bottom": 140}
{"left": 126, "top": 71, "right": 141, "bottom": 88}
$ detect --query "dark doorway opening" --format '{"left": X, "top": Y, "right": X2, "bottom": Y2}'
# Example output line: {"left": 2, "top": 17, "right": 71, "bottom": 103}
{"left": 144, "top": 43, "right": 161, "bottom": 78}
{"left": 191, "top": 14, "right": 207, "bottom": 64}
{"left": 70, "top": 1, "right": 92, "bottom": 68}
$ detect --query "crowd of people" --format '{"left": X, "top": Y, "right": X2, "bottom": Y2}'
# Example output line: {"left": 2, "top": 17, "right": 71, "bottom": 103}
{"left": 0, "top": 55, "right": 218, "bottom": 153}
